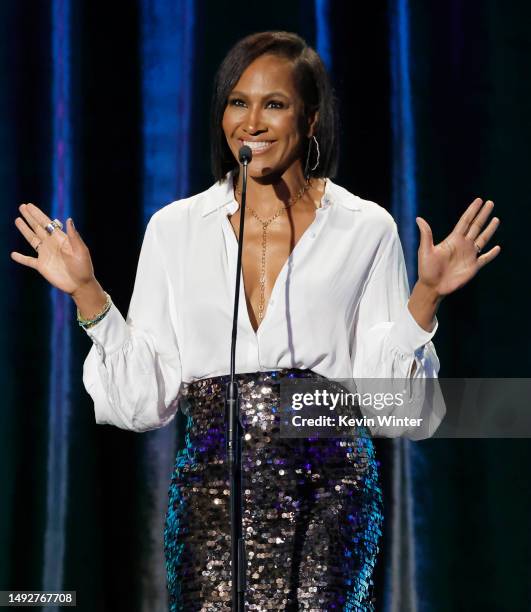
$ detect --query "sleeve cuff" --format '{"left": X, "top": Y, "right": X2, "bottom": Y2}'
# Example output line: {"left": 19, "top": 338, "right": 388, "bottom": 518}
{"left": 388, "top": 302, "right": 438, "bottom": 355}
{"left": 83, "top": 302, "right": 130, "bottom": 356}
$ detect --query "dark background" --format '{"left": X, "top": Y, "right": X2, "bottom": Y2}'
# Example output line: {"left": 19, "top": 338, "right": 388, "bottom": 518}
{"left": 2, "top": 1, "right": 530, "bottom": 610}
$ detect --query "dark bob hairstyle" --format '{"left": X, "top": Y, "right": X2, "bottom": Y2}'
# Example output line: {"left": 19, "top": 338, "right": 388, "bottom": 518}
{"left": 210, "top": 31, "right": 338, "bottom": 182}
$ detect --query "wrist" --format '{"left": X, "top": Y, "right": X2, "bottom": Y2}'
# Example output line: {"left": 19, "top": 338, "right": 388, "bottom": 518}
{"left": 72, "top": 278, "right": 101, "bottom": 300}
{"left": 412, "top": 280, "right": 444, "bottom": 306}
{"left": 408, "top": 281, "right": 442, "bottom": 333}
{"left": 72, "top": 279, "right": 107, "bottom": 319}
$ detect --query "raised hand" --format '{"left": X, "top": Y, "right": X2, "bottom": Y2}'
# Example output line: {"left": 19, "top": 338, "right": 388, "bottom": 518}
{"left": 11, "top": 203, "right": 96, "bottom": 296}
{"left": 415, "top": 198, "right": 501, "bottom": 298}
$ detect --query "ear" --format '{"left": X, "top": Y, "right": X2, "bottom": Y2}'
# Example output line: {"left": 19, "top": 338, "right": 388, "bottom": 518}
{"left": 306, "top": 109, "right": 319, "bottom": 138}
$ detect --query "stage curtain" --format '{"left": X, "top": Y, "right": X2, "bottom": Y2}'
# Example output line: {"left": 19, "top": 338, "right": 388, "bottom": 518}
{"left": 2, "top": 1, "right": 529, "bottom": 610}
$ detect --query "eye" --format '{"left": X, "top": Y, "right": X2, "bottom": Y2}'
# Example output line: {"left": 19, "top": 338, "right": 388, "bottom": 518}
{"left": 266, "top": 100, "right": 285, "bottom": 109}
{"left": 228, "top": 98, "right": 246, "bottom": 107}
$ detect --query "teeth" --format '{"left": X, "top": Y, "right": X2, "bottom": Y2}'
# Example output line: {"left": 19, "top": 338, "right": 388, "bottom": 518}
{"left": 243, "top": 141, "right": 273, "bottom": 151}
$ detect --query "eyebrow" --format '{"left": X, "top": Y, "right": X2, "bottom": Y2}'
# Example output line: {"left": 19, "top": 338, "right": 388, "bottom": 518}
{"left": 229, "top": 90, "right": 291, "bottom": 99}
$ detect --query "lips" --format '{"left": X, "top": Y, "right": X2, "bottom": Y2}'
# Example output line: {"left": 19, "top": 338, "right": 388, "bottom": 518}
{"left": 238, "top": 139, "right": 276, "bottom": 155}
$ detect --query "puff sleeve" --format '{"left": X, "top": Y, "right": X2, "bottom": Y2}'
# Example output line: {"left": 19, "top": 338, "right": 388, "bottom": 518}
{"left": 351, "top": 219, "right": 445, "bottom": 439}
{"left": 81, "top": 213, "right": 183, "bottom": 432}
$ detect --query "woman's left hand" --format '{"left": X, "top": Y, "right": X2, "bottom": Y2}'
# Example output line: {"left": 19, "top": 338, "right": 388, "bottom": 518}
{"left": 415, "top": 197, "right": 501, "bottom": 298}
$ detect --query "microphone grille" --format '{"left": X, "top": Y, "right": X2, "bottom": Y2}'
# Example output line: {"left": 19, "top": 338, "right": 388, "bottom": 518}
{"left": 238, "top": 145, "right": 252, "bottom": 164}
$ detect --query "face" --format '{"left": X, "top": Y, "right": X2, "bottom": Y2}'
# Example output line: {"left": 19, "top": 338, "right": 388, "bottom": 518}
{"left": 222, "top": 54, "right": 315, "bottom": 180}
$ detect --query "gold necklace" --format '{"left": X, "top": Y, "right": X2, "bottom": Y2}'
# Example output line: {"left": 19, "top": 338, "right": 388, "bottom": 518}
{"left": 233, "top": 178, "right": 312, "bottom": 324}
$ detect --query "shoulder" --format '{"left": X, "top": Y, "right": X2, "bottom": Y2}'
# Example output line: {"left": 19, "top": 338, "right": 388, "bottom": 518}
{"left": 149, "top": 178, "right": 230, "bottom": 228}
{"left": 327, "top": 180, "right": 397, "bottom": 241}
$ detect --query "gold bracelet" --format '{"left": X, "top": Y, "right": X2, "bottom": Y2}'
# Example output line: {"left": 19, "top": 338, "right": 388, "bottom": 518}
{"left": 77, "top": 291, "right": 112, "bottom": 329}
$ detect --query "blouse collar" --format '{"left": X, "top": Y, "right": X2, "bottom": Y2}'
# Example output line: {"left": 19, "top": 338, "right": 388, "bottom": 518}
{"left": 200, "top": 171, "right": 361, "bottom": 217}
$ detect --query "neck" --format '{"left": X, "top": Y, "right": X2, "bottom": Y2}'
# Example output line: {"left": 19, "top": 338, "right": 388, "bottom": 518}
{"left": 234, "top": 164, "right": 311, "bottom": 213}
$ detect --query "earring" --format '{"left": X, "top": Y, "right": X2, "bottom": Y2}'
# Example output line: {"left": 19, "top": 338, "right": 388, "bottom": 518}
{"left": 304, "top": 135, "right": 320, "bottom": 178}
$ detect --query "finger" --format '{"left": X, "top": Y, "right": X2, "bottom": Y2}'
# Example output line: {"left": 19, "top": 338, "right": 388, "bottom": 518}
{"left": 28, "top": 203, "right": 67, "bottom": 240}
{"left": 477, "top": 245, "right": 501, "bottom": 269}
{"left": 24, "top": 203, "right": 67, "bottom": 242}
{"left": 416, "top": 216, "right": 434, "bottom": 253}
{"left": 65, "top": 217, "right": 86, "bottom": 253}
{"left": 474, "top": 217, "right": 500, "bottom": 252}
{"left": 18, "top": 204, "right": 49, "bottom": 240}
{"left": 10, "top": 251, "right": 38, "bottom": 270}
{"left": 14, "top": 217, "right": 41, "bottom": 250}
{"left": 465, "top": 200, "right": 494, "bottom": 240}
{"left": 455, "top": 197, "right": 483, "bottom": 235}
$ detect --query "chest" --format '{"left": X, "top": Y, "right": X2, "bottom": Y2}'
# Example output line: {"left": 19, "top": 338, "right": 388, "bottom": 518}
{"left": 228, "top": 207, "right": 317, "bottom": 332}
{"left": 173, "top": 203, "right": 366, "bottom": 341}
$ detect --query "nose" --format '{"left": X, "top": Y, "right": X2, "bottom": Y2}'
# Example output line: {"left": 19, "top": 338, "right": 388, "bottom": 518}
{"left": 242, "top": 104, "right": 266, "bottom": 135}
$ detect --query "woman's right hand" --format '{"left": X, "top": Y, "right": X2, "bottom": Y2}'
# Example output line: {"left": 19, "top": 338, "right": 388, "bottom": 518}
{"left": 11, "top": 203, "right": 97, "bottom": 296}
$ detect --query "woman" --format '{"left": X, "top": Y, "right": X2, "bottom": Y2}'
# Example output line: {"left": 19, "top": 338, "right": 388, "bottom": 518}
{"left": 11, "top": 31, "right": 500, "bottom": 611}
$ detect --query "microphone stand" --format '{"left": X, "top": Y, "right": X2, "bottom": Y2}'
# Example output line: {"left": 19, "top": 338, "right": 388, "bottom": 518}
{"left": 225, "top": 147, "right": 251, "bottom": 612}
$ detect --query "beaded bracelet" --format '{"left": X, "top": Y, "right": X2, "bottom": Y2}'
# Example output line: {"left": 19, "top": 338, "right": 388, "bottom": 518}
{"left": 77, "top": 291, "right": 112, "bottom": 329}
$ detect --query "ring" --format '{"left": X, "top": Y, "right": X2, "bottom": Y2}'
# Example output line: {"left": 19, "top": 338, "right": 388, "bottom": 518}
{"left": 474, "top": 241, "right": 482, "bottom": 254}
{"left": 44, "top": 219, "right": 63, "bottom": 234}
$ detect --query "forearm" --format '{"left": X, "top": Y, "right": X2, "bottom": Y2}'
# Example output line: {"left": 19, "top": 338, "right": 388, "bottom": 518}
{"left": 72, "top": 279, "right": 108, "bottom": 319}
{"left": 407, "top": 281, "right": 443, "bottom": 332}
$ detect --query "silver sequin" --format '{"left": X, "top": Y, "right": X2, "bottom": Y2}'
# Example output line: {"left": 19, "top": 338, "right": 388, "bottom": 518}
{"left": 164, "top": 369, "right": 383, "bottom": 611}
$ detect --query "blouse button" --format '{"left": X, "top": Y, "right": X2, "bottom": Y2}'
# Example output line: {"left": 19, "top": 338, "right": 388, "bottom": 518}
{"left": 310, "top": 231, "right": 316, "bottom": 239}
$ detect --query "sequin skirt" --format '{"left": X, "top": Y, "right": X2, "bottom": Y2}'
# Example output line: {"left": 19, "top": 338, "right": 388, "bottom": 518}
{"left": 164, "top": 369, "right": 383, "bottom": 611}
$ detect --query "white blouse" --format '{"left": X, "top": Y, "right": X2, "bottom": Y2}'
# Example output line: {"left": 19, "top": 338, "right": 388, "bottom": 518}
{"left": 82, "top": 174, "right": 442, "bottom": 437}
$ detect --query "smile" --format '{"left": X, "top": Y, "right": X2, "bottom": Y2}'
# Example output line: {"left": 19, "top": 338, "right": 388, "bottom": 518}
{"left": 239, "top": 140, "right": 276, "bottom": 155}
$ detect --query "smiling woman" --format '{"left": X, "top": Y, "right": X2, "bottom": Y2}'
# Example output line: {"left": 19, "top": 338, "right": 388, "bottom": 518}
{"left": 222, "top": 54, "right": 314, "bottom": 181}
{"left": 211, "top": 32, "right": 337, "bottom": 184}
{"left": 11, "top": 29, "right": 500, "bottom": 612}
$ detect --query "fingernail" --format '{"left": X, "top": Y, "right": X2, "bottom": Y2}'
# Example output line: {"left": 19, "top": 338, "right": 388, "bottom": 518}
{"left": 70, "top": 218, "right": 75, "bottom": 230}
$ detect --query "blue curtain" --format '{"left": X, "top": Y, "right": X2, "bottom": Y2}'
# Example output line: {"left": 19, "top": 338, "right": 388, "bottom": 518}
{"left": 2, "top": 1, "right": 530, "bottom": 610}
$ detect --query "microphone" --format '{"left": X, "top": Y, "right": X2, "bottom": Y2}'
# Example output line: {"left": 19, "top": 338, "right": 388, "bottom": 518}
{"left": 227, "top": 142, "right": 252, "bottom": 611}
{"left": 238, "top": 145, "right": 252, "bottom": 165}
